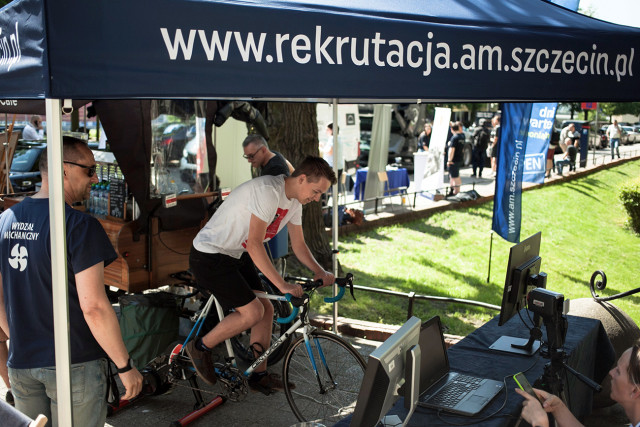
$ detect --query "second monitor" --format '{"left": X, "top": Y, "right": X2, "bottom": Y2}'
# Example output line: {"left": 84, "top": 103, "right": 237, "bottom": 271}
{"left": 491, "top": 231, "right": 547, "bottom": 355}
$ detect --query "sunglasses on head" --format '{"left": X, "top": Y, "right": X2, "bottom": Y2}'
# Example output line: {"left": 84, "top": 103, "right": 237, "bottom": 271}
{"left": 63, "top": 161, "right": 97, "bottom": 177}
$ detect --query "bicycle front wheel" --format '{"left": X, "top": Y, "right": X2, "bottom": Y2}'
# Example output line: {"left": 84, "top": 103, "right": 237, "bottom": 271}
{"left": 283, "top": 330, "right": 366, "bottom": 424}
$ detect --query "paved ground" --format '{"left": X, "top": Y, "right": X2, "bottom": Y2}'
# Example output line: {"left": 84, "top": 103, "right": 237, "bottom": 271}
{"left": 1, "top": 144, "right": 638, "bottom": 426}
{"left": 102, "top": 335, "right": 380, "bottom": 427}
{"left": 0, "top": 335, "right": 379, "bottom": 427}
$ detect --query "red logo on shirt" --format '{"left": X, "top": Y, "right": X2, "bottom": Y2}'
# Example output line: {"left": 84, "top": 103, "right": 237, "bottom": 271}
{"left": 242, "top": 208, "right": 289, "bottom": 248}
{"left": 265, "top": 208, "right": 288, "bottom": 240}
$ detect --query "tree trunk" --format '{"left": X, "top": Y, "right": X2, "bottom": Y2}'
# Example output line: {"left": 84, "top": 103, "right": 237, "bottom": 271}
{"left": 263, "top": 102, "right": 333, "bottom": 269}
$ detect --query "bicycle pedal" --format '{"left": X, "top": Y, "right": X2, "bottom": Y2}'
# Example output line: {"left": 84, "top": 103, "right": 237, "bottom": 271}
{"left": 215, "top": 363, "right": 248, "bottom": 402}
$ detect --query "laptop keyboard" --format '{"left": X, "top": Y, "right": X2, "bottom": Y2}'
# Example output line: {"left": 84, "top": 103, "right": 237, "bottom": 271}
{"left": 426, "top": 374, "right": 484, "bottom": 408}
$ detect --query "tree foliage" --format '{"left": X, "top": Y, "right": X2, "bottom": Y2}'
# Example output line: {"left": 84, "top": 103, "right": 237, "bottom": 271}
{"left": 599, "top": 102, "right": 640, "bottom": 120}
{"left": 259, "top": 102, "right": 334, "bottom": 269}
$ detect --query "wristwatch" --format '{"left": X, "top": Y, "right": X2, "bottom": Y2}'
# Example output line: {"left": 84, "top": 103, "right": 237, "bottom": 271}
{"left": 117, "top": 358, "right": 134, "bottom": 374}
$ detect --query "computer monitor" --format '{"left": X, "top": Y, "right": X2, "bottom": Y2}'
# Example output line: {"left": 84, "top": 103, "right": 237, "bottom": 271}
{"left": 351, "top": 316, "right": 421, "bottom": 427}
{"left": 490, "top": 232, "right": 547, "bottom": 355}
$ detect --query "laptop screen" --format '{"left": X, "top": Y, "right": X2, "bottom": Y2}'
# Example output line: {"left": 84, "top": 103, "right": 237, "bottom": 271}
{"left": 418, "top": 316, "right": 450, "bottom": 393}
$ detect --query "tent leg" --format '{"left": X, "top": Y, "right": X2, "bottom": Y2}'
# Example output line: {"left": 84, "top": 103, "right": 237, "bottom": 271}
{"left": 46, "top": 98, "right": 74, "bottom": 427}
{"left": 487, "top": 231, "right": 493, "bottom": 283}
{"left": 331, "top": 99, "right": 339, "bottom": 334}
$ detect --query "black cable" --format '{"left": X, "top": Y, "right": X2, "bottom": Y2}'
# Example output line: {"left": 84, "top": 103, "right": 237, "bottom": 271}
{"left": 154, "top": 231, "right": 191, "bottom": 256}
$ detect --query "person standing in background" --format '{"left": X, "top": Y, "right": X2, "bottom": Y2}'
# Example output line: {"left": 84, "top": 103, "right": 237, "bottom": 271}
{"left": 471, "top": 119, "right": 490, "bottom": 178}
{"left": 320, "top": 123, "right": 343, "bottom": 172}
{"left": 490, "top": 114, "right": 501, "bottom": 177}
{"left": 242, "top": 134, "right": 294, "bottom": 177}
{"left": 417, "top": 123, "right": 432, "bottom": 151}
{"left": 607, "top": 119, "right": 622, "bottom": 160}
{"left": 446, "top": 123, "right": 465, "bottom": 196}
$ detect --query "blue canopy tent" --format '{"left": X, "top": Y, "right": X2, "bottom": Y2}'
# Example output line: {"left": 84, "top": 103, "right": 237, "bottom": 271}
{"left": 2, "top": 0, "right": 640, "bottom": 101}
{"left": 2, "top": 0, "right": 640, "bottom": 424}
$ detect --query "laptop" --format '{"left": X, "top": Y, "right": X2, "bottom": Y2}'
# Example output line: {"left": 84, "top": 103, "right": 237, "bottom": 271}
{"left": 407, "top": 316, "right": 504, "bottom": 416}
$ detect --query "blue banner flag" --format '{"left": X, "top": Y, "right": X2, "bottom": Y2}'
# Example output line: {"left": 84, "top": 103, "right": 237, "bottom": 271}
{"left": 492, "top": 103, "right": 532, "bottom": 243}
{"left": 523, "top": 103, "right": 558, "bottom": 184}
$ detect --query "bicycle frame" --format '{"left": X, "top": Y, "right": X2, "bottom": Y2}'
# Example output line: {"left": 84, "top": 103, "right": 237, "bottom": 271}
{"left": 181, "top": 289, "right": 347, "bottom": 386}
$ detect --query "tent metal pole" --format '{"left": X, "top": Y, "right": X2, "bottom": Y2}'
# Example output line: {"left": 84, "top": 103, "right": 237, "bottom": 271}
{"left": 331, "top": 99, "right": 339, "bottom": 333}
{"left": 487, "top": 230, "right": 493, "bottom": 283}
{"left": 4, "top": 113, "right": 8, "bottom": 194}
{"left": 593, "top": 107, "right": 600, "bottom": 165}
{"left": 46, "top": 98, "right": 74, "bottom": 427}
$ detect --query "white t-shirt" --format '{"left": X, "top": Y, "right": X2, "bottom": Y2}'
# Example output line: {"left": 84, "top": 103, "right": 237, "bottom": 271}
{"left": 193, "top": 175, "right": 302, "bottom": 258}
{"left": 608, "top": 124, "right": 621, "bottom": 139}
{"left": 22, "top": 123, "right": 42, "bottom": 141}
{"left": 321, "top": 135, "right": 343, "bottom": 169}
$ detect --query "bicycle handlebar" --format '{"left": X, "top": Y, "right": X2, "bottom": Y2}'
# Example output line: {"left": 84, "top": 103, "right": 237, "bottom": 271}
{"left": 276, "top": 293, "right": 309, "bottom": 324}
{"left": 276, "top": 273, "right": 355, "bottom": 324}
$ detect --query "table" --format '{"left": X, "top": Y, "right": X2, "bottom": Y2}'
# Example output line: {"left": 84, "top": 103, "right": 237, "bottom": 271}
{"left": 353, "top": 167, "right": 410, "bottom": 201}
{"left": 335, "top": 312, "right": 615, "bottom": 427}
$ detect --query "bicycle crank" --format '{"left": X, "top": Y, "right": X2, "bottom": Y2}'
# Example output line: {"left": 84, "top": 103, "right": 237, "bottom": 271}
{"left": 215, "top": 363, "right": 248, "bottom": 402}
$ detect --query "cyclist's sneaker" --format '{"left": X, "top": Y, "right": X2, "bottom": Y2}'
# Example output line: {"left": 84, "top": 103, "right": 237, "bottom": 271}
{"left": 249, "top": 371, "right": 295, "bottom": 395}
{"left": 185, "top": 341, "right": 217, "bottom": 386}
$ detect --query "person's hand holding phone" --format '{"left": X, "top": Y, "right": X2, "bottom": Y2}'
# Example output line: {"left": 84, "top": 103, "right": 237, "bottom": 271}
{"left": 515, "top": 388, "right": 549, "bottom": 427}
{"left": 513, "top": 372, "right": 544, "bottom": 404}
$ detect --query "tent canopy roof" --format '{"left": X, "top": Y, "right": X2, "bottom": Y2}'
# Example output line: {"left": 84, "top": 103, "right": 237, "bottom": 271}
{"left": 1, "top": 0, "right": 639, "bottom": 103}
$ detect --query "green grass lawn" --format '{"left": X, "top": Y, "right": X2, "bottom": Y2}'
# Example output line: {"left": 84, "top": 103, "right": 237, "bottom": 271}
{"left": 319, "top": 160, "right": 640, "bottom": 337}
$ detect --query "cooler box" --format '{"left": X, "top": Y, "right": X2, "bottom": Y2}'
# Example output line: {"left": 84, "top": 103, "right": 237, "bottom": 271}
{"left": 266, "top": 226, "right": 289, "bottom": 259}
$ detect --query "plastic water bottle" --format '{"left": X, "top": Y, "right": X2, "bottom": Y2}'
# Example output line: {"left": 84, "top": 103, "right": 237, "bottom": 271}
{"left": 105, "top": 182, "right": 111, "bottom": 216}
{"left": 88, "top": 183, "right": 97, "bottom": 214}
{"left": 95, "top": 183, "right": 102, "bottom": 215}
{"left": 101, "top": 182, "right": 108, "bottom": 215}
{"left": 98, "top": 183, "right": 106, "bottom": 215}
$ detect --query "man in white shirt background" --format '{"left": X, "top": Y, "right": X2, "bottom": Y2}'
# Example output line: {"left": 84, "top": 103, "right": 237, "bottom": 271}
{"left": 21, "top": 115, "right": 44, "bottom": 141}
{"left": 607, "top": 119, "right": 622, "bottom": 160}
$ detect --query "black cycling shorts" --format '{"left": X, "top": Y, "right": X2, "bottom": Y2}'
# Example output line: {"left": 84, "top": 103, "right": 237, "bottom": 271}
{"left": 189, "top": 246, "right": 265, "bottom": 311}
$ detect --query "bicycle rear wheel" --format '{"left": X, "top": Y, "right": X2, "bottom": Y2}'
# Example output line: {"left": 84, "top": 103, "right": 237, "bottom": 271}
{"left": 283, "top": 330, "right": 366, "bottom": 424}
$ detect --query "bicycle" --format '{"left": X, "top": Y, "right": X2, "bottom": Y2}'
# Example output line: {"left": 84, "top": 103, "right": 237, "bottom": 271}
{"left": 140, "top": 273, "right": 367, "bottom": 426}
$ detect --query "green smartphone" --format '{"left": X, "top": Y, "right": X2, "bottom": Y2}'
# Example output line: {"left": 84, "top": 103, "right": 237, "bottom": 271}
{"left": 513, "top": 372, "right": 544, "bottom": 404}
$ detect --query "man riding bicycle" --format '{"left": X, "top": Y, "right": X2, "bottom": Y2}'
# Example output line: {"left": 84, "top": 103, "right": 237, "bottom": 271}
{"left": 187, "top": 156, "right": 336, "bottom": 394}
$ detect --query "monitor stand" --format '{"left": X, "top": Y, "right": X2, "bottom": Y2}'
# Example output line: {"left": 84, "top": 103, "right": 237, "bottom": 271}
{"left": 490, "top": 327, "right": 542, "bottom": 356}
{"left": 380, "top": 344, "right": 421, "bottom": 427}
{"left": 490, "top": 336, "right": 540, "bottom": 356}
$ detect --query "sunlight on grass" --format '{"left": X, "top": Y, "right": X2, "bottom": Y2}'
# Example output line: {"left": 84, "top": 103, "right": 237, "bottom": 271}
{"left": 334, "top": 160, "right": 640, "bottom": 336}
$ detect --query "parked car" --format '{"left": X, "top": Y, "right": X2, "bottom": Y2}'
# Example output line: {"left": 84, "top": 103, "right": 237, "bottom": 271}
{"left": 595, "top": 127, "right": 609, "bottom": 149}
{"left": 621, "top": 125, "right": 638, "bottom": 144}
{"left": 9, "top": 142, "right": 46, "bottom": 192}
